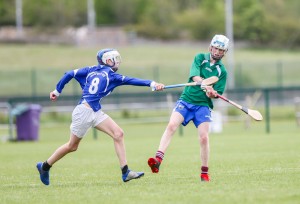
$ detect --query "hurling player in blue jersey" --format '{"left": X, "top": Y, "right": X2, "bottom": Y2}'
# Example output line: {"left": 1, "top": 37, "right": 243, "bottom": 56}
{"left": 36, "top": 49, "right": 164, "bottom": 185}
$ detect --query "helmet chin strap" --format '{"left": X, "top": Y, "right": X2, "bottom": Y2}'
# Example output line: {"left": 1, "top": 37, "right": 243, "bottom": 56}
{"left": 112, "top": 67, "right": 118, "bottom": 72}
{"left": 212, "top": 55, "right": 221, "bottom": 60}
{"left": 210, "top": 53, "right": 222, "bottom": 61}
{"left": 110, "top": 60, "right": 120, "bottom": 72}
{"left": 105, "top": 59, "right": 118, "bottom": 72}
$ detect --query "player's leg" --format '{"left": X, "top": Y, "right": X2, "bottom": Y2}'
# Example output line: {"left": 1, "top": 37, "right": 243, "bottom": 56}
{"left": 36, "top": 104, "right": 90, "bottom": 185}
{"left": 198, "top": 122, "right": 210, "bottom": 182}
{"left": 95, "top": 117, "right": 126, "bottom": 166}
{"left": 148, "top": 111, "right": 184, "bottom": 173}
{"left": 45, "top": 104, "right": 91, "bottom": 165}
{"left": 158, "top": 111, "right": 184, "bottom": 152}
{"left": 94, "top": 117, "right": 144, "bottom": 182}
{"left": 36, "top": 133, "right": 82, "bottom": 185}
{"left": 193, "top": 105, "right": 212, "bottom": 182}
{"left": 47, "top": 133, "right": 82, "bottom": 165}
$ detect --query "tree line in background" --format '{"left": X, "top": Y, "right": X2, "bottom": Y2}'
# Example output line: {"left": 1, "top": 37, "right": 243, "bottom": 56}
{"left": 0, "top": 0, "right": 299, "bottom": 48}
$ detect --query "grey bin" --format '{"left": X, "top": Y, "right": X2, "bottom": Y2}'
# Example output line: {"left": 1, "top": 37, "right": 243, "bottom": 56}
{"left": 14, "top": 104, "right": 42, "bottom": 141}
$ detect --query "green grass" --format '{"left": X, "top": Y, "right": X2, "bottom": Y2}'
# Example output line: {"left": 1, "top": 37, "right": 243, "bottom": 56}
{"left": 0, "top": 120, "right": 299, "bottom": 204}
{"left": 0, "top": 43, "right": 299, "bottom": 203}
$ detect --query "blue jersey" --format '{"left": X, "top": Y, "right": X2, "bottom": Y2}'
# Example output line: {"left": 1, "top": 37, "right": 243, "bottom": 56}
{"left": 55, "top": 64, "right": 153, "bottom": 111}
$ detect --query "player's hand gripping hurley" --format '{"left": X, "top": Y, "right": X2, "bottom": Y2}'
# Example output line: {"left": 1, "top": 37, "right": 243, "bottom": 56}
{"left": 153, "top": 76, "right": 219, "bottom": 91}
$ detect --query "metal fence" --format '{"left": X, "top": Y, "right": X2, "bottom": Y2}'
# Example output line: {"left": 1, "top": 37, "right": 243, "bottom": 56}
{"left": 2, "top": 86, "right": 299, "bottom": 140}
{"left": 0, "top": 64, "right": 299, "bottom": 140}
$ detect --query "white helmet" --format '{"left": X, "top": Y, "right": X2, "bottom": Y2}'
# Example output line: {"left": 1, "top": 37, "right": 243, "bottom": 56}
{"left": 209, "top": 34, "right": 229, "bottom": 60}
{"left": 210, "top": 35, "right": 229, "bottom": 50}
{"left": 97, "top": 48, "right": 122, "bottom": 70}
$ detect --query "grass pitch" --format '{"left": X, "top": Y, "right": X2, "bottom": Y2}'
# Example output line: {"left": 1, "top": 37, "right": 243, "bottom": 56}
{"left": 0, "top": 120, "right": 299, "bottom": 204}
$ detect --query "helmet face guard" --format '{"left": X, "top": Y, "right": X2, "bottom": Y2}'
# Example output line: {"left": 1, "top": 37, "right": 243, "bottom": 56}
{"left": 210, "top": 46, "right": 226, "bottom": 60}
{"left": 97, "top": 49, "right": 122, "bottom": 70}
{"left": 209, "top": 35, "right": 229, "bottom": 60}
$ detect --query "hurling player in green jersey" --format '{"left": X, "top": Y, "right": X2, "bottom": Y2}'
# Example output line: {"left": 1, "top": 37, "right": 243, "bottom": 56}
{"left": 148, "top": 34, "right": 229, "bottom": 182}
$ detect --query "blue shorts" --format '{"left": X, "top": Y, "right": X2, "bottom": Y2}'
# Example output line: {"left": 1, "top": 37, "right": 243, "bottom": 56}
{"left": 174, "top": 100, "right": 212, "bottom": 127}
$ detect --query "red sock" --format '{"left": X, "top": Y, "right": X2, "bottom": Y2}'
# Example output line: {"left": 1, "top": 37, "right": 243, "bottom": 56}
{"left": 201, "top": 166, "right": 209, "bottom": 174}
{"left": 155, "top": 151, "right": 164, "bottom": 163}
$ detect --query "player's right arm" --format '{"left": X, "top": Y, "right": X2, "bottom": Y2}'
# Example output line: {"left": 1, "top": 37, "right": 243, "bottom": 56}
{"left": 50, "top": 68, "right": 89, "bottom": 101}
{"left": 112, "top": 73, "right": 164, "bottom": 91}
{"left": 189, "top": 54, "right": 203, "bottom": 82}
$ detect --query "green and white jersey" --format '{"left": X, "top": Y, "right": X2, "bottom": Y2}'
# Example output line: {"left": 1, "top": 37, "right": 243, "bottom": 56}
{"left": 180, "top": 53, "right": 227, "bottom": 109}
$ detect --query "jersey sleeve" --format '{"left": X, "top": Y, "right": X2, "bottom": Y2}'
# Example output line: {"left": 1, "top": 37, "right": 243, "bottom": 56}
{"left": 113, "top": 73, "right": 153, "bottom": 87}
{"left": 213, "top": 68, "right": 227, "bottom": 95}
{"left": 189, "top": 54, "right": 203, "bottom": 81}
{"left": 55, "top": 67, "right": 89, "bottom": 93}
{"left": 73, "top": 67, "right": 90, "bottom": 89}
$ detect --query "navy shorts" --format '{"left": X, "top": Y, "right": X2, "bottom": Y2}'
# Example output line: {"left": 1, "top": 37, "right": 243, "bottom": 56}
{"left": 174, "top": 100, "right": 212, "bottom": 127}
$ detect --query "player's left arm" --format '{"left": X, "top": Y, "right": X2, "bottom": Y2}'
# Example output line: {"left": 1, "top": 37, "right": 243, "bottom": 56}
{"left": 213, "top": 69, "right": 227, "bottom": 95}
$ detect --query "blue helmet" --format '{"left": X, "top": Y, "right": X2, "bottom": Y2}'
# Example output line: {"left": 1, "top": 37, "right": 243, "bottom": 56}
{"left": 97, "top": 48, "right": 113, "bottom": 65}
